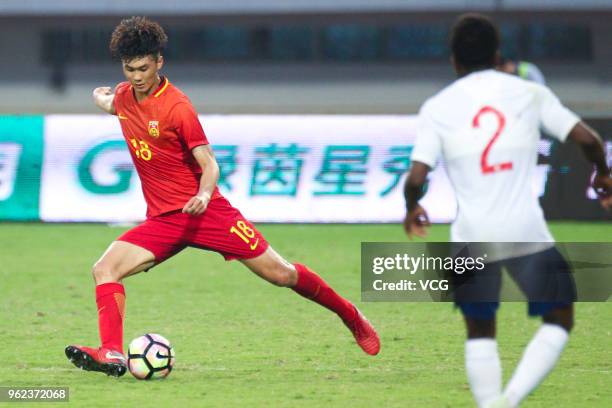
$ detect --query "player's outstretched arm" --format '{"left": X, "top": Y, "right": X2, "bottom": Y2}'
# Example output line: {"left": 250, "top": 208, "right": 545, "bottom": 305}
{"left": 403, "top": 161, "right": 432, "bottom": 239}
{"left": 92, "top": 87, "right": 116, "bottom": 115}
{"left": 182, "top": 144, "right": 220, "bottom": 215}
{"left": 568, "top": 122, "right": 612, "bottom": 210}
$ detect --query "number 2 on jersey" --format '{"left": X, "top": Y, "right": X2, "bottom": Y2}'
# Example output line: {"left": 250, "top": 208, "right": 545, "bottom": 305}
{"left": 230, "top": 220, "right": 259, "bottom": 250}
{"left": 472, "top": 106, "right": 513, "bottom": 174}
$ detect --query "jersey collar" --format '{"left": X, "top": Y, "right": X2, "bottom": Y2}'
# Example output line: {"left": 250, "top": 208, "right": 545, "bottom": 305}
{"left": 130, "top": 76, "right": 170, "bottom": 105}
{"left": 153, "top": 76, "right": 170, "bottom": 98}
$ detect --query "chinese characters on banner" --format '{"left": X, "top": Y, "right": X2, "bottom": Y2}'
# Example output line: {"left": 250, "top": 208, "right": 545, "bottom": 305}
{"left": 215, "top": 143, "right": 412, "bottom": 198}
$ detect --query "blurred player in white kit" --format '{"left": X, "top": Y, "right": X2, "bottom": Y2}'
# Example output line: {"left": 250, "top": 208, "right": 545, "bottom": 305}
{"left": 403, "top": 13, "right": 611, "bottom": 408}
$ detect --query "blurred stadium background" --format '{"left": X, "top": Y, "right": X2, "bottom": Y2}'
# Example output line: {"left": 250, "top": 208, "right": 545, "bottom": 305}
{"left": 0, "top": 1, "right": 610, "bottom": 407}
{"left": 1, "top": 0, "right": 611, "bottom": 115}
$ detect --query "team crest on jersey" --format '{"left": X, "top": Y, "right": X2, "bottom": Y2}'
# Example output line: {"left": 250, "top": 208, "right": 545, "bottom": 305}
{"left": 148, "top": 121, "right": 160, "bottom": 138}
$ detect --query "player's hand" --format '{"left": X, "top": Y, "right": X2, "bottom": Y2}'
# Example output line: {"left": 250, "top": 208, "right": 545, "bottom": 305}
{"left": 182, "top": 195, "right": 210, "bottom": 216}
{"left": 92, "top": 87, "right": 116, "bottom": 114}
{"left": 92, "top": 86, "right": 113, "bottom": 98}
{"left": 403, "top": 205, "right": 430, "bottom": 240}
{"left": 592, "top": 173, "right": 612, "bottom": 210}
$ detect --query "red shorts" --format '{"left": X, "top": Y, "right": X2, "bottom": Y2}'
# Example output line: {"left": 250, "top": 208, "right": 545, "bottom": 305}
{"left": 117, "top": 196, "right": 269, "bottom": 264}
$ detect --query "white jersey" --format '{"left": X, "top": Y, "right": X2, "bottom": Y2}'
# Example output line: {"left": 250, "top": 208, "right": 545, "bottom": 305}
{"left": 411, "top": 69, "right": 580, "bottom": 249}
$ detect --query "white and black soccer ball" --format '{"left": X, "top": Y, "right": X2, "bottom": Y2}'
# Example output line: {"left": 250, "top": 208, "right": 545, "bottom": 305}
{"left": 127, "top": 333, "right": 175, "bottom": 380}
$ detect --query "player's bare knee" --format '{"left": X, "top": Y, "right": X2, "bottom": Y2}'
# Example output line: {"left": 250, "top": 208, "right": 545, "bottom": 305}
{"left": 91, "top": 262, "right": 119, "bottom": 285}
{"left": 269, "top": 264, "right": 296, "bottom": 287}
{"left": 562, "top": 319, "right": 573, "bottom": 333}
{"left": 543, "top": 309, "right": 574, "bottom": 333}
{"left": 465, "top": 318, "right": 496, "bottom": 339}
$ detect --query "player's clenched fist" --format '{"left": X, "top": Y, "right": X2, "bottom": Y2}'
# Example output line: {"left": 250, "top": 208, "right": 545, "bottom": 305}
{"left": 403, "top": 204, "right": 430, "bottom": 240}
{"left": 182, "top": 195, "right": 210, "bottom": 215}
{"left": 592, "top": 174, "right": 612, "bottom": 210}
{"left": 92, "top": 86, "right": 113, "bottom": 97}
{"left": 92, "top": 87, "right": 116, "bottom": 114}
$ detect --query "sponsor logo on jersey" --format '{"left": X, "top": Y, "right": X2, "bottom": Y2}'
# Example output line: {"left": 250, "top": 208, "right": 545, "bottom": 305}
{"left": 148, "top": 121, "right": 160, "bottom": 138}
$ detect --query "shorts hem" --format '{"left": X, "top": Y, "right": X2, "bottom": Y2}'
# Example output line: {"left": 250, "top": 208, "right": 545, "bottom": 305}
{"left": 223, "top": 241, "right": 269, "bottom": 261}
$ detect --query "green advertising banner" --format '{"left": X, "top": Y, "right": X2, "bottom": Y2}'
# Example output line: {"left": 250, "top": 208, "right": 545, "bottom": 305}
{"left": 0, "top": 116, "right": 44, "bottom": 220}
{"left": 0, "top": 114, "right": 610, "bottom": 222}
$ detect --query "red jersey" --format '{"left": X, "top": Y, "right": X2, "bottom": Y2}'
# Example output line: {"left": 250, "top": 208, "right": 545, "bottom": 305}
{"left": 113, "top": 77, "right": 221, "bottom": 218}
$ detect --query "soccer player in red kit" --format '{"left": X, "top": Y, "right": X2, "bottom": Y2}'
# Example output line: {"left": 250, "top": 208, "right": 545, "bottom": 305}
{"left": 65, "top": 17, "right": 380, "bottom": 377}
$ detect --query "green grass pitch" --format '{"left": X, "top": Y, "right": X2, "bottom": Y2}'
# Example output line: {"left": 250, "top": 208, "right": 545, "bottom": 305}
{"left": 0, "top": 222, "right": 609, "bottom": 407}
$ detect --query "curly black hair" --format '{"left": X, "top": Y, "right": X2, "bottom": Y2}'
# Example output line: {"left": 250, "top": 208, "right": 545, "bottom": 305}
{"left": 109, "top": 16, "right": 168, "bottom": 61}
{"left": 450, "top": 13, "right": 499, "bottom": 70}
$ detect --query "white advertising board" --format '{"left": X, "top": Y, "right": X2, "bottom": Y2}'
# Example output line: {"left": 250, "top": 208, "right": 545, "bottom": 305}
{"left": 41, "top": 115, "right": 457, "bottom": 223}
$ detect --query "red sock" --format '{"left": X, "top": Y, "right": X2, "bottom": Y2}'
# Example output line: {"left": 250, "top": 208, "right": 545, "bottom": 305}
{"left": 95, "top": 283, "right": 125, "bottom": 353}
{"left": 292, "top": 263, "right": 357, "bottom": 322}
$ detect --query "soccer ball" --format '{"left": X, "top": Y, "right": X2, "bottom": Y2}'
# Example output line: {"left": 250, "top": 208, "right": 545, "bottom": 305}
{"left": 127, "top": 333, "right": 175, "bottom": 380}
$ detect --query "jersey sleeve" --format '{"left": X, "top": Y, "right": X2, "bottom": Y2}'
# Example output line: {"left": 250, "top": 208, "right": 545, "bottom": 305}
{"left": 410, "top": 104, "right": 442, "bottom": 169}
{"left": 171, "top": 102, "right": 209, "bottom": 149}
{"left": 537, "top": 85, "right": 580, "bottom": 142}
{"left": 112, "top": 82, "right": 130, "bottom": 115}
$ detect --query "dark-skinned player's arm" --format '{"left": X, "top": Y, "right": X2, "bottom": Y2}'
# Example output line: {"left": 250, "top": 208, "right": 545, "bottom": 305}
{"left": 567, "top": 122, "right": 612, "bottom": 210}
{"left": 92, "top": 87, "right": 117, "bottom": 115}
{"left": 182, "top": 145, "right": 220, "bottom": 215}
{"left": 402, "top": 161, "right": 432, "bottom": 239}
